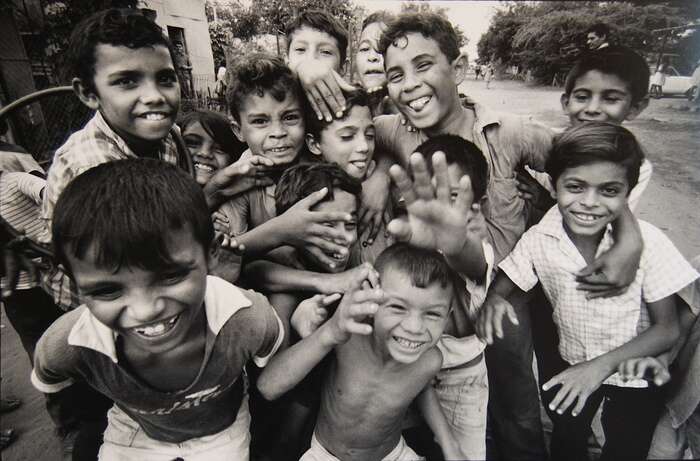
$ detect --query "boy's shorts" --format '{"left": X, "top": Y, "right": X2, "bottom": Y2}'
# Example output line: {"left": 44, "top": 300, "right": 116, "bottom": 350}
{"left": 300, "top": 432, "right": 424, "bottom": 461}
{"left": 434, "top": 353, "right": 488, "bottom": 460}
{"left": 98, "top": 396, "right": 251, "bottom": 461}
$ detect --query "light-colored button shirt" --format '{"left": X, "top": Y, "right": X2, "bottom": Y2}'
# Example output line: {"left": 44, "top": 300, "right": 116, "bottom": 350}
{"left": 499, "top": 206, "right": 699, "bottom": 387}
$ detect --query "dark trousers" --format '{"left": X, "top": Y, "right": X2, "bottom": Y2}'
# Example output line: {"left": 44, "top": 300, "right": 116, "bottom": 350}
{"left": 3, "top": 286, "right": 63, "bottom": 363}
{"left": 3, "top": 287, "right": 111, "bottom": 460}
{"left": 542, "top": 377, "right": 664, "bottom": 461}
{"left": 485, "top": 288, "right": 548, "bottom": 460}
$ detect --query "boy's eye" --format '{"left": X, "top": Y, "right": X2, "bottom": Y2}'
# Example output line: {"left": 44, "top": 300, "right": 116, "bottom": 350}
{"left": 283, "top": 113, "right": 301, "bottom": 123}
{"left": 565, "top": 183, "right": 584, "bottom": 193}
{"left": 113, "top": 78, "right": 135, "bottom": 87}
{"left": 293, "top": 47, "right": 306, "bottom": 53}
{"left": 250, "top": 118, "right": 268, "bottom": 125}
{"left": 359, "top": 45, "right": 370, "bottom": 53}
{"left": 387, "top": 71, "right": 403, "bottom": 83}
{"left": 159, "top": 269, "right": 189, "bottom": 285}
{"left": 416, "top": 61, "right": 432, "bottom": 71}
{"left": 86, "top": 287, "right": 122, "bottom": 301}
{"left": 389, "top": 304, "right": 406, "bottom": 313}
{"left": 426, "top": 311, "right": 445, "bottom": 320}
{"left": 345, "top": 221, "right": 357, "bottom": 230}
{"left": 340, "top": 134, "right": 354, "bottom": 141}
{"left": 320, "top": 49, "right": 334, "bottom": 56}
{"left": 601, "top": 186, "right": 621, "bottom": 197}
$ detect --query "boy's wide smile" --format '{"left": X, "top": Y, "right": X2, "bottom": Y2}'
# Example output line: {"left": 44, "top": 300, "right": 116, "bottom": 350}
{"left": 130, "top": 311, "right": 181, "bottom": 339}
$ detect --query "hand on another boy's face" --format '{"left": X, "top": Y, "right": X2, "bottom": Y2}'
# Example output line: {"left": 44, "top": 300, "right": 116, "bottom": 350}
{"left": 618, "top": 357, "right": 670, "bottom": 386}
{"left": 280, "top": 188, "right": 354, "bottom": 256}
{"left": 387, "top": 152, "right": 474, "bottom": 256}
{"left": 359, "top": 169, "right": 390, "bottom": 244}
{"left": 292, "top": 293, "right": 341, "bottom": 338}
{"left": 294, "top": 65, "right": 356, "bottom": 122}
{"left": 475, "top": 293, "right": 519, "bottom": 344}
{"left": 325, "top": 265, "right": 383, "bottom": 345}
{"left": 203, "top": 155, "right": 275, "bottom": 208}
{"left": 319, "top": 262, "right": 380, "bottom": 295}
{"left": 542, "top": 358, "right": 611, "bottom": 417}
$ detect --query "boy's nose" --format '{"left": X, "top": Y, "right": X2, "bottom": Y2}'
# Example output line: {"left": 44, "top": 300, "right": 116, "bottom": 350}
{"left": 128, "top": 296, "right": 167, "bottom": 324}
{"left": 579, "top": 189, "right": 599, "bottom": 207}
{"left": 584, "top": 97, "right": 601, "bottom": 114}
{"left": 268, "top": 121, "right": 288, "bottom": 138}
{"left": 140, "top": 82, "right": 167, "bottom": 105}
{"left": 402, "top": 72, "right": 421, "bottom": 93}
{"left": 401, "top": 312, "right": 424, "bottom": 334}
{"left": 356, "top": 137, "right": 370, "bottom": 154}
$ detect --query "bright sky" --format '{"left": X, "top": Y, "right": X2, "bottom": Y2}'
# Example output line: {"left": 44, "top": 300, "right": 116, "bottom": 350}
{"left": 353, "top": 1, "right": 504, "bottom": 60}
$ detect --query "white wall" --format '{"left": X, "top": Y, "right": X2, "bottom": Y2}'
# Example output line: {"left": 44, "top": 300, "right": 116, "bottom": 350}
{"left": 139, "top": 0, "right": 216, "bottom": 94}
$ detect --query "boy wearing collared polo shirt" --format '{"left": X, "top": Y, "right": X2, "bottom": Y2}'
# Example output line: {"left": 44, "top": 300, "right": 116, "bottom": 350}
{"left": 477, "top": 122, "right": 699, "bottom": 461}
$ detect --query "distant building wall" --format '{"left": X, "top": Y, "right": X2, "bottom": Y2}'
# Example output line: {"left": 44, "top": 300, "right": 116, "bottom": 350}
{"left": 139, "top": 0, "right": 216, "bottom": 94}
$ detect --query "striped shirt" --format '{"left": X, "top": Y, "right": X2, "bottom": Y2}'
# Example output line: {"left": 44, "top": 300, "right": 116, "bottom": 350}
{"left": 0, "top": 171, "right": 45, "bottom": 290}
{"left": 39, "top": 111, "right": 179, "bottom": 309}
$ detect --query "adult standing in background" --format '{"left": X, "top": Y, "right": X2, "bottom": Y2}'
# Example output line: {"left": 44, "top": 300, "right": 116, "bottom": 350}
{"left": 586, "top": 23, "right": 611, "bottom": 50}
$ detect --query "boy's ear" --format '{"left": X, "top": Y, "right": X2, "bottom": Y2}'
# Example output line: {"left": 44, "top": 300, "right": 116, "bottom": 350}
{"left": 72, "top": 78, "right": 100, "bottom": 111}
{"left": 230, "top": 119, "right": 245, "bottom": 143}
{"left": 560, "top": 93, "right": 571, "bottom": 114}
{"left": 625, "top": 96, "right": 649, "bottom": 121}
{"left": 452, "top": 54, "right": 469, "bottom": 86}
{"left": 305, "top": 133, "right": 323, "bottom": 156}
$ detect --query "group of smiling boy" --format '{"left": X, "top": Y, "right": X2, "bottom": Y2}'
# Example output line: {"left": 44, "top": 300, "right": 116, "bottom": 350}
{"left": 20, "top": 6, "right": 700, "bottom": 461}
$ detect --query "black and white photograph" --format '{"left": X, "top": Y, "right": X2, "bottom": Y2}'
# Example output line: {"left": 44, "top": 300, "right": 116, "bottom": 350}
{"left": 1, "top": 0, "right": 699, "bottom": 459}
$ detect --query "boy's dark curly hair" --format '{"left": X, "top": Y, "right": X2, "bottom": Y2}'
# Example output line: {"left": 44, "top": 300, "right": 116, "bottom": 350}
{"left": 65, "top": 8, "right": 174, "bottom": 92}
{"left": 377, "top": 12, "right": 460, "bottom": 63}
{"left": 226, "top": 53, "right": 305, "bottom": 122}
{"left": 275, "top": 162, "right": 361, "bottom": 216}
{"left": 305, "top": 88, "right": 371, "bottom": 139}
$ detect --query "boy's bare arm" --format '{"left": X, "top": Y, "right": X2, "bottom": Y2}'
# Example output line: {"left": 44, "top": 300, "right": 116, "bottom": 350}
{"left": 257, "top": 268, "right": 383, "bottom": 400}
{"left": 244, "top": 259, "right": 379, "bottom": 295}
{"left": 417, "top": 382, "right": 465, "bottom": 461}
{"left": 475, "top": 272, "right": 523, "bottom": 344}
{"left": 388, "top": 152, "right": 487, "bottom": 281}
{"left": 543, "top": 295, "right": 679, "bottom": 417}
{"left": 576, "top": 205, "right": 642, "bottom": 298}
{"left": 359, "top": 154, "right": 392, "bottom": 244}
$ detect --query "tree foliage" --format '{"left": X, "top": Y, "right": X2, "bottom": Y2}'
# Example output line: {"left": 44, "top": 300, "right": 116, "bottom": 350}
{"left": 400, "top": 2, "right": 468, "bottom": 48}
{"left": 477, "top": 1, "right": 699, "bottom": 84}
{"left": 12, "top": 0, "right": 138, "bottom": 84}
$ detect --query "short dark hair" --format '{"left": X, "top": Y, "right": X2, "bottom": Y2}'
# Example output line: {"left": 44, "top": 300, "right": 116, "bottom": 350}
{"left": 546, "top": 122, "right": 644, "bottom": 193}
{"left": 177, "top": 110, "right": 245, "bottom": 162}
{"left": 375, "top": 243, "right": 459, "bottom": 292}
{"left": 361, "top": 11, "right": 395, "bottom": 32}
{"left": 285, "top": 10, "right": 349, "bottom": 63}
{"left": 226, "top": 53, "right": 304, "bottom": 122}
{"left": 275, "top": 162, "right": 361, "bottom": 216}
{"left": 65, "top": 8, "right": 174, "bottom": 92}
{"left": 564, "top": 46, "right": 650, "bottom": 104}
{"left": 586, "top": 22, "right": 610, "bottom": 38}
{"left": 415, "top": 134, "right": 488, "bottom": 200}
{"left": 378, "top": 12, "right": 460, "bottom": 63}
{"left": 305, "top": 88, "right": 371, "bottom": 139}
{"left": 53, "top": 158, "right": 214, "bottom": 274}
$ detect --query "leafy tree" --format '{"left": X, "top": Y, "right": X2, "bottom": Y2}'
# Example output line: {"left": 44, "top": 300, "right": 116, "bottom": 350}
{"left": 477, "top": 1, "right": 698, "bottom": 84}
{"left": 400, "top": 2, "right": 468, "bottom": 48}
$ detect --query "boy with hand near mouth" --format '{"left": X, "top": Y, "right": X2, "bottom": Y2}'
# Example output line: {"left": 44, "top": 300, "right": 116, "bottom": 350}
{"left": 258, "top": 243, "right": 461, "bottom": 461}
{"left": 215, "top": 54, "right": 353, "bottom": 281}
{"left": 32, "top": 159, "right": 283, "bottom": 460}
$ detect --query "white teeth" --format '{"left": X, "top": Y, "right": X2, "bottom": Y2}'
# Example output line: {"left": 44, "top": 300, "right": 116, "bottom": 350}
{"left": 143, "top": 113, "right": 167, "bottom": 121}
{"left": 408, "top": 96, "right": 431, "bottom": 111}
{"left": 195, "top": 163, "right": 214, "bottom": 172}
{"left": 134, "top": 315, "right": 178, "bottom": 338}
{"left": 395, "top": 337, "right": 422, "bottom": 349}
{"left": 269, "top": 147, "right": 288, "bottom": 152}
{"left": 573, "top": 212, "right": 601, "bottom": 222}
{"left": 351, "top": 161, "right": 367, "bottom": 170}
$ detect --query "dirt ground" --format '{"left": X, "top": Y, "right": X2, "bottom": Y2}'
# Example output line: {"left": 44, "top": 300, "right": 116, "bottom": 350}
{"left": 2, "top": 78, "right": 699, "bottom": 460}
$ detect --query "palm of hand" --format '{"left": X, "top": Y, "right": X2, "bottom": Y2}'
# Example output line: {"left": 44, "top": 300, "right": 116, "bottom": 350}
{"left": 404, "top": 199, "right": 467, "bottom": 252}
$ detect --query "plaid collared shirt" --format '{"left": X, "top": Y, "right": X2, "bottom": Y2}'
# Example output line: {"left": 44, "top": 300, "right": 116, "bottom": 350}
{"left": 39, "top": 112, "right": 179, "bottom": 310}
{"left": 499, "top": 206, "right": 699, "bottom": 387}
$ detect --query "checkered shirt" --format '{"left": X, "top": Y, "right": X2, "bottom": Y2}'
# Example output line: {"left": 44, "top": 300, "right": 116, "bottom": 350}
{"left": 39, "top": 112, "right": 179, "bottom": 310}
{"left": 499, "top": 206, "right": 699, "bottom": 388}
